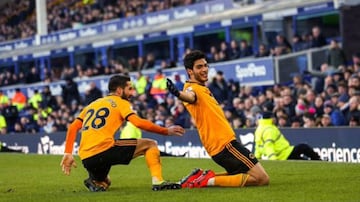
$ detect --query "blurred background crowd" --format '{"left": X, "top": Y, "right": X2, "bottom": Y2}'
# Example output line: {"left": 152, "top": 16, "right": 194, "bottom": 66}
{"left": 0, "top": 0, "right": 359, "bottom": 135}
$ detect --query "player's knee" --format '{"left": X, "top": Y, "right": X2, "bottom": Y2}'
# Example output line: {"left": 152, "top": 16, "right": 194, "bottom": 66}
{"left": 141, "top": 138, "right": 158, "bottom": 148}
{"left": 257, "top": 173, "right": 270, "bottom": 186}
{"left": 148, "top": 139, "right": 158, "bottom": 148}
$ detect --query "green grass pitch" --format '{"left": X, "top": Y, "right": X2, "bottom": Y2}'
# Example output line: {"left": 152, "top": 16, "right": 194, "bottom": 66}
{"left": 0, "top": 153, "right": 359, "bottom": 202}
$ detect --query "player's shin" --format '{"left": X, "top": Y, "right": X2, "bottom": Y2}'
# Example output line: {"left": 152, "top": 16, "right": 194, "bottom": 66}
{"left": 145, "top": 147, "right": 164, "bottom": 184}
{"left": 214, "top": 174, "right": 249, "bottom": 187}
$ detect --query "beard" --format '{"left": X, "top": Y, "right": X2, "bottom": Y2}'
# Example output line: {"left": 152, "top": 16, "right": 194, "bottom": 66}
{"left": 194, "top": 73, "right": 208, "bottom": 83}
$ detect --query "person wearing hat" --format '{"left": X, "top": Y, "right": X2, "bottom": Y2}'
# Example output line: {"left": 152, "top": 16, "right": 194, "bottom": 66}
{"left": 319, "top": 114, "right": 333, "bottom": 127}
{"left": 254, "top": 110, "right": 321, "bottom": 161}
{"left": 323, "top": 100, "right": 346, "bottom": 126}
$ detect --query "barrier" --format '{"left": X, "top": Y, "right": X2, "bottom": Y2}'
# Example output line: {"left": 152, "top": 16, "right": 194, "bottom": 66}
{"left": 1, "top": 127, "right": 359, "bottom": 163}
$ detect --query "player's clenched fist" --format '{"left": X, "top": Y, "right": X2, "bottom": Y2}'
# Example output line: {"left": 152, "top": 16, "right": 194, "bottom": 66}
{"left": 166, "top": 78, "right": 180, "bottom": 97}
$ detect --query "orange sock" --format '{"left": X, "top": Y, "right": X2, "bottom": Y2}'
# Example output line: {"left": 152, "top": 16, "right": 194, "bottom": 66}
{"left": 214, "top": 174, "right": 249, "bottom": 187}
{"left": 145, "top": 147, "right": 163, "bottom": 183}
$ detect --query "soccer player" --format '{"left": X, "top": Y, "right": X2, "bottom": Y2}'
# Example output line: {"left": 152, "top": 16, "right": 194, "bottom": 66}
{"left": 254, "top": 111, "right": 321, "bottom": 161}
{"left": 166, "top": 50, "right": 269, "bottom": 188}
{"left": 60, "top": 74, "right": 185, "bottom": 192}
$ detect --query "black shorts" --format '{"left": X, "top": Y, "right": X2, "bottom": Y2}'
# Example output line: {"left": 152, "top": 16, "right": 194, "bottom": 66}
{"left": 82, "top": 139, "right": 137, "bottom": 181}
{"left": 212, "top": 140, "right": 258, "bottom": 175}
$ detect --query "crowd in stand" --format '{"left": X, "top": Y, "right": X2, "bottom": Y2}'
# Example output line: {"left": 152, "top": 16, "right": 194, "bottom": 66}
{"left": 0, "top": 0, "right": 208, "bottom": 42}
{"left": 0, "top": 24, "right": 336, "bottom": 86}
{"left": 0, "top": 1, "right": 360, "bottom": 135}
{"left": 0, "top": 47, "right": 359, "bottom": 135}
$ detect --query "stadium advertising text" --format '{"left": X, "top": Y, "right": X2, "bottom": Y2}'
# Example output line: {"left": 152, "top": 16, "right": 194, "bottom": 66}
{"left": 314, "top": 143, "right": 360, "bottom": 163}
{"left": 1, "top": 128, "right": 359, "bottom": 163}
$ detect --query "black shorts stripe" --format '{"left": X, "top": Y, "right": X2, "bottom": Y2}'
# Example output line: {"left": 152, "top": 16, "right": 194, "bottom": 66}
{"left": 212, "top": 140, "right": 258, "bottom": 174}
{"left": 226, "top": 144, "right": 255, "bottom": 168}
{"left": 114, "top": 139, "right": 137, "bottom": 146}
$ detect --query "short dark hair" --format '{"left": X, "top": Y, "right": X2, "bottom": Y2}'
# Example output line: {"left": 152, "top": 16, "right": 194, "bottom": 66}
{"left": 108, "top": 74, "right": 131, "bottom": 92}
{"left": 183, "top": 50, "right": 206, "bottom": 70}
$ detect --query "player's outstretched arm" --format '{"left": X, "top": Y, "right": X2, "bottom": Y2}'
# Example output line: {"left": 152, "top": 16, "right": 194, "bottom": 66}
{"left": 166, "top": 78, "right": 196, "bottom": 103}
{"left": 60, "top": 118, "right": 82, "bottom": 175}
{"left": 128, "top": 114, "right": 185, "bottom": 136}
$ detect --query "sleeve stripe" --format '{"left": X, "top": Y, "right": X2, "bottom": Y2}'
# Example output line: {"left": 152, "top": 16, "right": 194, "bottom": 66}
{"left": 125, "top": 112, "right": 135, "bottom": 121}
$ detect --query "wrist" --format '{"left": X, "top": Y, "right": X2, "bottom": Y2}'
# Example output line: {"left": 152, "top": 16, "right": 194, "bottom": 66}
{"left": 167, "top": 128, "right": 172, "bottom": 136}
{"left": 174, "top": 90, "right": 180, "bottom": 97}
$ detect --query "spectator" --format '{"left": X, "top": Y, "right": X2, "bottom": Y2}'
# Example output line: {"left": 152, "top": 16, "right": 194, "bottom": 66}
{"left": 143, "top": 53, "right": 156, "bottom": 69}
{"left": 327, "top": 39, "right": 346, "bottom": 69}
{"left": 306, "top": 63, "right": 339, "bottom": 94}
{"left": 43, "top": 115, "right": 57, "bottom": 134}
{"left": 20, "top": 116, "right": 38, "bottom": 134}
{"left": 303, "top": 113, "right": 317, "bottom": 128}
{"left": 292, "top": 34, "right": 306, "bottom": 52}
{"left": 282, "top": 94, "right": 296, "bottom": 118}
{"left": 149, "top": 69, "right": 167, "bottom": 104}
{"left": 323, "top": 100, "right": 346, "bottom": 126}
{"left": 173, "top": 103, "right": 191, "bottom": 128}
{"left": 13, "top": 121, "right": 25, "bottom": 133}
{"left": 319, "top": 114, "right": 333, "bottom": 127}
{"left": 134, "top": 71, "right": 147, "bottom": 95}
{"left": 290, "top": 116, "right": 302, "bottom": 128}
{"left": 207, "top": 46, "right": 218, "bottom": 63}
{"left": 26, "top": 67, "right": 41, "bottom": 84}
{"left": 84, "top": 82, "right": 103, "bottom": 105}
{"left": 28, "top": 89, "right": 43, "bottom": 109}
{"left": 300, "top": 32, "right": 313, "bottom": 50}
{"left": 255, "top": 44, "right": 270, "bottom": 58}
{"left": 219, "top": 41, "right": 230, "bottom": 61}
{"left": 174, "top": 74, "right": 184, "bottom": 91}
{"left": 350, "top": 52, "right": 360, "bottom": 72}
{"left": 271, "top": 45, "right": 287, "bottom": 56}
{"left": 314, "top": 95, "right": 325, "bottom": 118}
{"left": 1, "top": 103, "right": 18, "bottom": 132}
{"left": 311, "top": 26, "right": 327, "bottom": 48}
{"left": 342, "top": 96, "right": 360, "bottom": 125}
{"left": 208, "top": 71, "right": 228, "bottom": 104}
{"left": 229, "top": 40, "right": 240, "bottom": 60}
{"left": 0, "top": 113, "right": 7, "bottom": 134}
{"left": 274, "top": 34, "right": 292, "bottom": 53}
{"left": 41, "top": 86, "right": 59, "bottom": 111}
{"left": 349, "top": 116, "right": 360, "bottom": 127}
{"left": 11, "top": 88, "right": 27, "bottom": 112}
{"left": 239, "top": 39, "right": 253, "bottom": 58}
{"left": 164, "top": 116, "right": 175, "bottom": 128}
{"left": 277, "top": 114, "right": 290, "bottom": 127}
{"left": 0, "top": 90, "right": 10, "bottom": 108}
{"left": 348, "top": 74, "right": 360, "bottom": 89}
{"left": 227, "top": 79, "right": 240, "bottom": 105}
{"left": 62, "top": 77, "right": 81, "bottom": 106}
